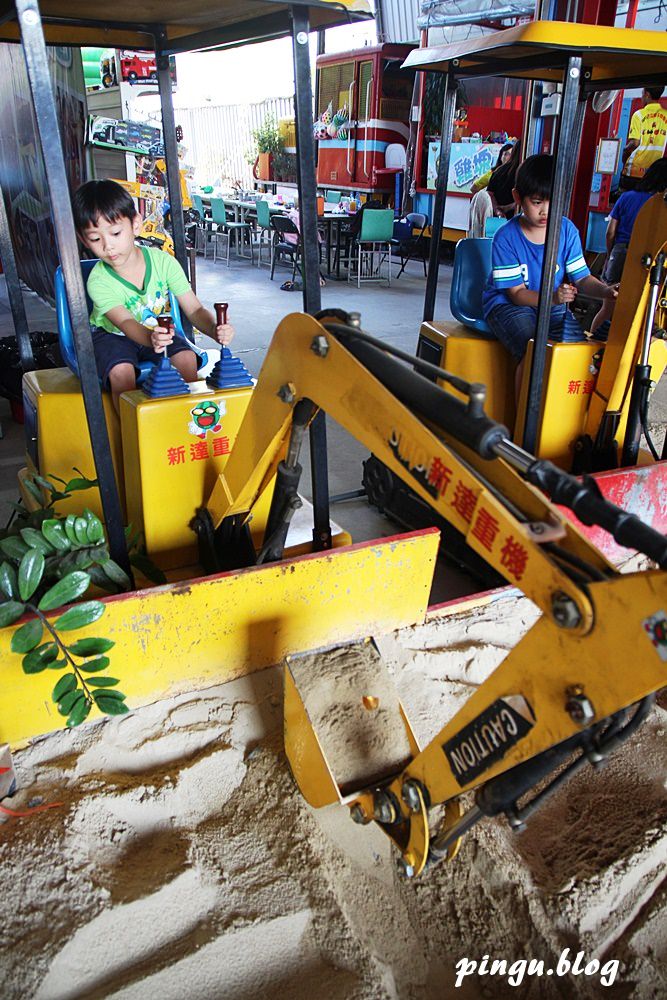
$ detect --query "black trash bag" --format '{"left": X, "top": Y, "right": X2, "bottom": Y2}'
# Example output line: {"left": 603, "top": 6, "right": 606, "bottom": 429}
{"left": 0, "top": 332, "right": 63, "bottom": 400}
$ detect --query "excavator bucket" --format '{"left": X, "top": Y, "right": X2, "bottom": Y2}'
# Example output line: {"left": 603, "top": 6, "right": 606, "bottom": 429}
{"left": 284, "top": 639, "right": 420, "bottom": 808}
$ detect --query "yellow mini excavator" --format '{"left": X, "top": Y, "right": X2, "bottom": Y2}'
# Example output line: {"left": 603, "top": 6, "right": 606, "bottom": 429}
{"left": 191, "top": 307, "right": 667, "bottom": 878}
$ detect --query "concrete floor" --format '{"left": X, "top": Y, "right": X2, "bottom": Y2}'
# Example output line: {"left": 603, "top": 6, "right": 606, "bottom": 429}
{"left": 2, "top": 248, "right": 666, "bottom": 605}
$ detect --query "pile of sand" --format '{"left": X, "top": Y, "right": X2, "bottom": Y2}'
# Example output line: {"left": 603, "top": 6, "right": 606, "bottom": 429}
{"left": 1, "top": 593, "right": 665, "bottom": 999}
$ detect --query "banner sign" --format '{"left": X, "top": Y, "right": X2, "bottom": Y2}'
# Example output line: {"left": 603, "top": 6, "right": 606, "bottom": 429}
{"left": 427, "top": 141, "right": 504, "bottom": 194}
{"left": 86, "top": 114, "right": 164, "bottom": 157}
{"left": 0, "top": 45, "right": 86, "bottom": 302}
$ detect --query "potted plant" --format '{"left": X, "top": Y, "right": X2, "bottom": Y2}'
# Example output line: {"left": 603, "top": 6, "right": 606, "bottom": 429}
{"left": 250, "top": 114, "right": 284, "bottom": 181}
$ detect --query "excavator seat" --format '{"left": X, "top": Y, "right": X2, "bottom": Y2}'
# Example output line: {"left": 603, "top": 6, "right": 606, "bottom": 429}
{"left": 416, "top": 238, "right": 515, "bottom": 428}
{"left": 449, "top": 237, "right": 493, "bottom": 333}
{"left": 416, "top": 238, "right": 605, "bottom": 467}
{"left": 54, "top": 260, "right": 208, "bottom": 385}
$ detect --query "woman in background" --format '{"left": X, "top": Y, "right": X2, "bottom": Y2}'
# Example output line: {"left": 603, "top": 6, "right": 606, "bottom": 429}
{"left": 468, "top": 142, "right": 516, "bottom": 238}
{"left": 471, "top": 142, "right": 514, "bottom": 195}
{"left": 486, "top": 141, "right": 522, "bottom": 219}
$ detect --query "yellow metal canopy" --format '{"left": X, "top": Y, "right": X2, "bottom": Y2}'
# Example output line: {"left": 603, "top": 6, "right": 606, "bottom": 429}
{"left": 402, "top": 20, "right": 667, "bottom": 87}
{"left": 0, "top": 0, "right": 372, "bottom": 51}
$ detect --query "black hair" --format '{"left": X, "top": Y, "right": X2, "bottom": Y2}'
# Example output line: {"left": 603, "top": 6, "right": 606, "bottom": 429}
{"left": 488, "top": 141, "right": 522, "bottom": 191}
{"left": 645, "top": 86, "right": 665, "bottom": 102}
{"left": 637, "top": 157, "right": 667, "bottom": 193}
{"left": 72, "top": 179, "right": 137, "bottom": 232}
{"left": 493, "top": 142, "right": 514, "bottom": 170}
{"left": 515, "top": 153, "right": 553, "bottom": 200}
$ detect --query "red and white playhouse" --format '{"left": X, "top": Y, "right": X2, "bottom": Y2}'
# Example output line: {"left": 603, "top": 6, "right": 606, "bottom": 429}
{"left": 315, "top": 44, "right": 416, "bottom": 194}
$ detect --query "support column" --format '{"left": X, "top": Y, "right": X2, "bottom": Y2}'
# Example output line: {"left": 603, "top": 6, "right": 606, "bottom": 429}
{"left": 291, "top": 6, "right": 331, "bottom": 551}
{"left": 423, "top": 69, "right": 456, "bottom": 323}
{"left": 155, "top": 29, "right": 189, "bottom": 283}
{"left": 522, "top": 56, "right": 583, "bottom": 454}
{"left": 0, "top": 183, "right": 34, "bottom": 372}
{"left": 16, "top": 0, "right": 131, "bottom": 578}
{"left": 568, "top": 0, "right": 617, "bottom": 233}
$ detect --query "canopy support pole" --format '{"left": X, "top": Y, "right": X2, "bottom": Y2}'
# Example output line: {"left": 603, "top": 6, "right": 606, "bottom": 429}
{"left": 291, "top": 5, "right": 331, "bottom": 551}
{"left": 423, "top": 70, "right": 456, "bottom": 323}
{"left": 522, "top": 55, "right": 583, "bottom": 455}
{"left": 16, "top": 0, "right": 131, "bottom": 579}
{"left": 0, "top": 182, "right": 34, "bottom": 373}
{"left": 155, "top": 26, "right": 192, "bottom": 342}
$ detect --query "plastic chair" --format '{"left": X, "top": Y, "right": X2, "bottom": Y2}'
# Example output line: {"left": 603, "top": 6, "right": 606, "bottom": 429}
{"left": 325, "top": 190, "right": 342, "bottom": 204}
{"left": 390, "top": 212, "right": 428, "bottom": 278}
{"left": 191, "top": 193, "right": 205, "bottom": 219}
{"left": 191, "top": 194, "right": 211, "bottom": 255}
{"left": 385, "top": 144, "right": 407, "bottom": 170}
{"left": 210, "top": 198, "right": 253, "bottom": 266}
{"left": 484, "top": 217, "right": 507, "bottom": 239}
{"left": 253, "top": 198, "right": 273, "bottom": 268}
{"left": 333, "top": 199, "right": 383, "bottom": 273}
{"left": 269, "top": 215, "right": 302, "bottom": 281}
{"left": 349, "top": 208, "right": 394, "bottom": 287}
{"left": 54, "top": 261, "right": 207, "bottom": 386}
{"left": 449, "top": 238, "right": 493, "bottom": 334}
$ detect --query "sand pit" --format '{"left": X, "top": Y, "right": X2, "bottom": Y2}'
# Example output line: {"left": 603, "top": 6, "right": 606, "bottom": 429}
{"left": 1, "top": 591, "right": 665, "bottom": 999}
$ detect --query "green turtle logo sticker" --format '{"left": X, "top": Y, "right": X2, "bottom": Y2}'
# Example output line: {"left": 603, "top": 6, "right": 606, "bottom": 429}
{"left": 189, "top": 400, "right": 225, "bottom": 439}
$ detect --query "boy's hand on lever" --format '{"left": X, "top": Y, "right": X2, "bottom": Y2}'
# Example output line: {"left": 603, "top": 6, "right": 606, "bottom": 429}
{"left": 150, "top": 323, "right": 174, "bottom": 353}
{"left": 215, "top": 323, "right": 235, "bottom": 347}
{"left": 213, "top": 301, "right": 235, "bottom": 348}
{"left": 552, "top": 282, "right": 577, "bottom": 305}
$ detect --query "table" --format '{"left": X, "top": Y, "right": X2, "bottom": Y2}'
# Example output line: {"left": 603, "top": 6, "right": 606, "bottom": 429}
{"left": 198, "top": 193, "right": 287, "bottom": 220}
{"left": 319, "top": 212, "right": 356, "bottom": 280}
{"left": 197, "top": 194, "right": 288, "bottom": 259}
{"left": 197, "top": 194, "right": 355, "bottom": 277}
{"left": 221, "top": 197, "right": 287, "bottom": 224}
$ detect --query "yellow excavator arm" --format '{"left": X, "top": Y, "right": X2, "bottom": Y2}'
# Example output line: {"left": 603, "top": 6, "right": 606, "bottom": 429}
{"left": 196, "top": 310, "right": 667, "bottom": 877}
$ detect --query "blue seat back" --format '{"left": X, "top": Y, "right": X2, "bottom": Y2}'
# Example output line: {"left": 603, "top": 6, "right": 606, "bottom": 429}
{"left": 191, "top": 194, "right": 205, "bottom": 220}
{"left": 54, "top": 260, "right": 206, "bottom": 383}
{"left": 484, "top": 217, "right": 507, "bottom": 239}
{"left": 450, "top": 238, "right": 493, "bottom": 334}
{"left": 54, "top": 260, "right": 97, "bottom": 376}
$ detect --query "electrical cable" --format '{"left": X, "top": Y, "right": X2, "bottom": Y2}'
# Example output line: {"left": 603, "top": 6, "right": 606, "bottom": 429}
{"left": 542, "top": 542, "right": 610, "bottom": 582}
{"left": 640, "top": 403, "right": 660, "bottom": 462}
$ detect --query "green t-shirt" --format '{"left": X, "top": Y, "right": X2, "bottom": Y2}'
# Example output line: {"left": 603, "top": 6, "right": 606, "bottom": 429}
{"left": 86, "top": 246, "right": 191, "bottom": 336}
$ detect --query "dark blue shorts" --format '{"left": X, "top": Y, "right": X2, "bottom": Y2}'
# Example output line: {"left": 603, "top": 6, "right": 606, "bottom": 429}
{"left": 91, "top": 328, "right": 194, "bottom": 388}
{"left": 485, "top": 303, "right": 584, "bottom": 362}
{"left": 602, "top": 243, "right": 627, "bottom": 285}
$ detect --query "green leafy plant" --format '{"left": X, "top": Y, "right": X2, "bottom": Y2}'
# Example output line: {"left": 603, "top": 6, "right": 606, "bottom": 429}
{"left": 273, "top": 150, "right": 297, "bottom": 183}
{"left": 247, "top": 113, "right": 285, "bottom": 160}
{"left": 1, "top": 471, "right": 165, "bottom": 728}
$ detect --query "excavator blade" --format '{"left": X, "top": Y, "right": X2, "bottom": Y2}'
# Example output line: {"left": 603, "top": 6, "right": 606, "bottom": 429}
{"left": 284, "top": 639, "right": 419, "bottom": 808}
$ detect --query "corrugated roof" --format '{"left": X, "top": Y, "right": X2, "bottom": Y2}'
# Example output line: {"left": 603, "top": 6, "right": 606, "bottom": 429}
{"left": 0, "top": 1, "right": 372, "bottom": 51}
{"left": 402, "top": 20, "right": 667, "bottom": 85}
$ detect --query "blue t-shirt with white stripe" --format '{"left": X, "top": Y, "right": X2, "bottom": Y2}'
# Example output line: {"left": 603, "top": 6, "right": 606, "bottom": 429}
{"left": 482, "top": 215, "right": 590, "bottom": 316}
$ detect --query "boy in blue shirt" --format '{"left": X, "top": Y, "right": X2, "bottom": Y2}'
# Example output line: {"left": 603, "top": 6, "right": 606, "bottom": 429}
{"left": 483, "top": 154, "right": 616, "bottom": 393}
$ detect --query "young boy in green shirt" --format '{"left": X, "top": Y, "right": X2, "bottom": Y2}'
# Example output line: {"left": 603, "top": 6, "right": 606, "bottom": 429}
{"left": 72, "top": 179, "right": 234, "bottom": 412}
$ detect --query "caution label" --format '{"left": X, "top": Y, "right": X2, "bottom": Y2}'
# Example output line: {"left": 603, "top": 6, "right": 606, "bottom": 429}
{"left": 443, "top": 695, "right": 536, "bottom": 787}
